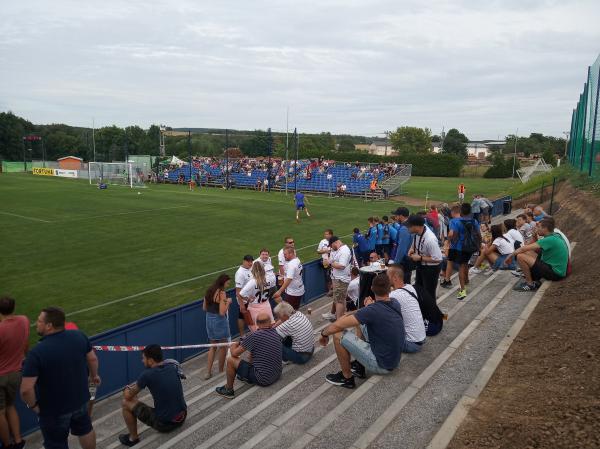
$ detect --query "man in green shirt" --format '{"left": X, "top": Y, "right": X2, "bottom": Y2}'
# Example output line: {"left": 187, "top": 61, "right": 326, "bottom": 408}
{"left": 507, "top": 217, "right": 569, "bottom": 292}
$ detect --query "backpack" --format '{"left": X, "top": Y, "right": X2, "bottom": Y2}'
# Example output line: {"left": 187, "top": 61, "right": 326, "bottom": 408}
{"left": 400, "top": 285, "right": 444, "bottom": 324}
{"left": 382, "top": 224, "right": 390, "bottom": 241}
{"left": 461, "top": 219, "right": 481, "bottom": 253}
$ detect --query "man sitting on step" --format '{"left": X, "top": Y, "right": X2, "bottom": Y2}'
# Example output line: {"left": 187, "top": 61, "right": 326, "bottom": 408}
{"left": 319, "top": 274, "right": 405, "bottom": 389}
{"left": 508, "top": 217, "right": 569, "bottom": 292}
{"left": 119, "top": 345, "right": 187, "bottom": 447}
{"left": 274, "top": 302, "right": 315, "bottom": 365}
{"left": 215, "top": 313, "right": 282, "bottom": 399}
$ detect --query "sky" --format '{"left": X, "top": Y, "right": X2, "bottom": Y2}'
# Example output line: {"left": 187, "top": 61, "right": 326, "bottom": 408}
{"left": 1, "top": 0, "right": 599, "bottom": 140}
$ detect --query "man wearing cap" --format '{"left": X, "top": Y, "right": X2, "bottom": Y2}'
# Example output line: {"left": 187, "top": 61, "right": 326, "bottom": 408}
{"left": 328, "top": 237, "right": 353, "bottom": 319}
{"left": 392, "top": 207, "right": 413, "bottom": 284}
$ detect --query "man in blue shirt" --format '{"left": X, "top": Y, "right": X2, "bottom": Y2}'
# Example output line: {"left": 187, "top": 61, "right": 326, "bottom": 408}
{"left": 295, "top": 191, "right": 311, "bottom": 222}
{"left": 319, "top": 274, "right": 405, "bottom": 388}
{"left": 353, "top": 228, "right": 370, "bottom": 266}
{"left": 392, "top": 207, "right": 413, "bottom": 284}
{"left": 440, "top": 203, "right": 480, "bottom": 300}
{"left": 120, "top": 345, "right": 187, "bottom": 446}
{"left": 366, "top": 218, "right": 377, "bottom": 253}
{"left": 21, "top": 307, "right": 100, "bottom": 449}
{"left": 375, "top": 218, "right": 384, "bottom": 257}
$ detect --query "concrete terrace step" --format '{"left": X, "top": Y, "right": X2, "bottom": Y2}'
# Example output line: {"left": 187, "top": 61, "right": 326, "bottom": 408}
{"left": 95, "top": 270, "right": 523, "bottom": 449}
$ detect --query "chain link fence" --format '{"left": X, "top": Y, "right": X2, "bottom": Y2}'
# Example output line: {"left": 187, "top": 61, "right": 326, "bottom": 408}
{"left": 568, "top": 54, "right": 600, "bottom": 178}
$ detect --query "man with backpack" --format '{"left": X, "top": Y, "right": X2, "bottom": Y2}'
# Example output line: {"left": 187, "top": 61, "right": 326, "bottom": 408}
{"left": 381, "top": 216, "right": 392, "bottom": 261}
{"left": 440, "top": 203, "right": 481, "bottom": 300}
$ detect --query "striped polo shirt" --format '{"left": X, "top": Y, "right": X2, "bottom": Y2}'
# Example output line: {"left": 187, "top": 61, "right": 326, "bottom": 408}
{"left": 241, "top": 328, "right": 282, "bottom": 386}
{"left": 275, "top": 312, "right": 314, "bottom": 353}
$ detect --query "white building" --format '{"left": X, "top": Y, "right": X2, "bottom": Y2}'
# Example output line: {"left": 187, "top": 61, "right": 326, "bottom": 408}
{"left": 355, "top": 141, "right": 397, "bottom": 156}
{"left": 432, "top": 140, "right": 505, "bottom": 159}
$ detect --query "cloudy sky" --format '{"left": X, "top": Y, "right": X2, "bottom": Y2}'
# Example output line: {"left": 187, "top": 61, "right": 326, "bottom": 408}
{"left": 1, "top": 0, "right": 598, "bottom": 139}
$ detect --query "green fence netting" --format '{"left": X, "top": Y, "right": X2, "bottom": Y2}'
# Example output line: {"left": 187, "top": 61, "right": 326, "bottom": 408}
{"left": 569, "top": 54, "right": 600, "bottom": 179}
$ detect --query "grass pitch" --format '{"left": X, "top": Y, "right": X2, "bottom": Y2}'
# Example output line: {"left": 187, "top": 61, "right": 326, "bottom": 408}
{"left": 0, "top": 173, "right": 514, "bottom": 338}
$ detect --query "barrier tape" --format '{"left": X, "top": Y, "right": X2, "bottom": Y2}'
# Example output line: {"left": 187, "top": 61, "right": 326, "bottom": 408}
{"left": 93, "top": 342, "right": 234, "bottom": 352}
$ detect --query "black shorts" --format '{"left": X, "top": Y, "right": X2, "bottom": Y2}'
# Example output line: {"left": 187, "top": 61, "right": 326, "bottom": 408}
{"left": 447, "top": 249, "right": 473, "bottom": 265}
{"left": 133, "top": 402, "right": 186, "bottom": 433}
{"left": 531, "top": 257, "right": 563, "bottom": 282}
{"left": 236, "top": 360, "right": 258, "bottom": 385}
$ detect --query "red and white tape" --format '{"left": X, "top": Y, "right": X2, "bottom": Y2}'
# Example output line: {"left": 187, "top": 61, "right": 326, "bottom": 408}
{"left": 93, "top": 342, "right": 234, "bottom": 352}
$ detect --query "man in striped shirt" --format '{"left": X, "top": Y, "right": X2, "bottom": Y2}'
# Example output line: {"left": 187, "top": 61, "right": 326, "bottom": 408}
{"left": 274, "top": 302, "right": 314, "bottom": 365}
{"left": 215, "top": 313, "right": 282, "bottom": 399}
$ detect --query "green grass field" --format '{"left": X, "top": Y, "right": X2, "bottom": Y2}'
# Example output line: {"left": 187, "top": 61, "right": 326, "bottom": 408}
{"left": 399, "top": 176, "right": 517, "bottom": 204}
{"left": 0, "top": 173, "right": 515, "bottom": 339}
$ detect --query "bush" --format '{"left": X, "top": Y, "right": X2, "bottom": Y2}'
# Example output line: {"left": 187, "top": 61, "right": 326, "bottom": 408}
{"left": 484, "top": 153, "right": 520, "bottom": 178}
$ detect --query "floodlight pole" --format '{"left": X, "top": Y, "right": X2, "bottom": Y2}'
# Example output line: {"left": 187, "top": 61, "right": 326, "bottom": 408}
{"left": 188, "top": 130, "right": 193, "bottom": 181}
{"left": 267, "top": 128, "right": 273, "bottom": 193}
{"left": 225, "top": 128, "right": 229, "bottom": 189}
{"left": 22, "top": 137, "right": 26, "bottom": 172}
{"left": 124, "top": 130, "right": 130, "bottom": 184}
{"left": 285, "top": 107, "right": 289, "bottom": 195}
{"left": 294, "top": 127, "right": 298, "bottom": 194}
{"left": 512, "top": 128, "right": 518, "bottom": 178}
{"left": 92, "top": 118, "right": 96, "bottom": 162}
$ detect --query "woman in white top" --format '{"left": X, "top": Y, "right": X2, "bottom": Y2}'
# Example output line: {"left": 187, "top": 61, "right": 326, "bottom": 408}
{"left": 471, "top": 224, "right": 514, "bottom": 273}
{"left": 239, "top": 262, "right": 275, "bottom": 331}
{"left": 503, "top": 218, "right": 524, "bottom": 250}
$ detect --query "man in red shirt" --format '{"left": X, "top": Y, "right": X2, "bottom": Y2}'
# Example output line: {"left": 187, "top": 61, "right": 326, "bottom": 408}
{"left": 0, "top": 297, "right": 29, "bottom": 449}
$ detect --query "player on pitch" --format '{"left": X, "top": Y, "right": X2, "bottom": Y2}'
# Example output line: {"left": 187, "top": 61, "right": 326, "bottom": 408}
{"left": 295, "top": 191, "right": 311, "bottom": 222}
{"left": 458, "top": 183, "right": 466, "bottom": 204}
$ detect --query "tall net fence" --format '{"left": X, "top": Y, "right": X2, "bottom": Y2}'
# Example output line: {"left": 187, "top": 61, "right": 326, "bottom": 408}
{"left": 569, "top": 54, "right": 600, "bottom": 178}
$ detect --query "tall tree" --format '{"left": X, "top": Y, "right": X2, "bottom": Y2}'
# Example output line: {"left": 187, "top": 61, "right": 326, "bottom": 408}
{"left": 389, "top": 126, "right": 432, "bottom": 153}
{"left": 442, "top": 128, "right": 469, "bottom": 159}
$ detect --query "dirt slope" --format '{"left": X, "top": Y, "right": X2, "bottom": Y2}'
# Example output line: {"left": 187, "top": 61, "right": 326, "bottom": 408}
{"left": 449, "top": 183, "right": 600, "bottom": 449}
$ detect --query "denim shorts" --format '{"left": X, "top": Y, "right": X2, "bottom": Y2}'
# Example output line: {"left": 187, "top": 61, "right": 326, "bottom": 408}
{"left": 282, "top": 345, "right": 313, "bottom": 364}
{"left": 341, "top": 330, "right": 394, "bottom": 375}
{"left": 236, "top": 360, "right": 259, "bottom": 385}
{"left": 206, "top": 312, "right": 231, "bottom": 341}
{"left": 39, "top": 403, "right": 92, "bottom": 449}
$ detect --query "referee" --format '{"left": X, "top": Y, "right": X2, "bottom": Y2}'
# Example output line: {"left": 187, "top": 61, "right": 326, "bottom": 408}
{"left": 406, "top": 215, "right": 443, "bottom": 300}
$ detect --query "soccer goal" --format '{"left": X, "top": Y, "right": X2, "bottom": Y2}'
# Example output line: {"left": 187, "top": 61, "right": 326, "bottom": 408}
{"left": 516, "top": 158, "right": 552, "bottom": 183}
{"left": 88, "top": 162, "right": 146, "bottom": 188}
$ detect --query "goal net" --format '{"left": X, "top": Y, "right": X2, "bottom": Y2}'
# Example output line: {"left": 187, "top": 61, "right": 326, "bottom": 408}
{"left": 88, "top": 162, "right": 146, "bottom": 188}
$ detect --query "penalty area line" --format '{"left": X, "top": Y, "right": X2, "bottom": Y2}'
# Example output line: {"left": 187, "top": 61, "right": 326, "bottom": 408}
{"left": 0, "top": 211, "right": 52, "bottom": 223}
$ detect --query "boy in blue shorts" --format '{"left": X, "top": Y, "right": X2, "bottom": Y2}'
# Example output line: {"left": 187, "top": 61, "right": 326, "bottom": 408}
{"left": 295, "top": 191, "right": 311, "bottom": 222}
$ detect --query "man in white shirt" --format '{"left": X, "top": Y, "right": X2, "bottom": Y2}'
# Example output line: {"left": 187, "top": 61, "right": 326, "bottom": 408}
{"left": 256, "top": 248, "right": 277, "bottom": 296}
{"left": 407, "top": 215, "right": 443, "bottom": 300}
{"left": 318, "top": 230, "right": 337, "bottom": 321}
{"left": 235, "top": 255, "right": 254, "bottom": 336}
{"left": 388, "top": 266, "right": 426, "bottom": 352}
{"left": 328, "top": 236, "right": 353, "bottom": 319}
{"left": 346, "top": 267, "right": 360, "bottom": 312}
{"left": 274, "top": 302, "right": 314, "bottom": 365}
{"left": 273, "top": 247, "right": 305, "bottom": 310}
{"left": 278, "top": 236, "right": 295, "bottom": 279}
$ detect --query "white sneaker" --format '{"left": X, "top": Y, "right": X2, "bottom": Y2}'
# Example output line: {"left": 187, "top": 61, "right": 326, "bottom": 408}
{"left": 511, "top": 270, "right": 524, "bottom": 277}
{"left": 321, "top": 312, "right": 336, "bottom": 321}
{"left": 470, "top": 267, "right": 483, "bottom": 274}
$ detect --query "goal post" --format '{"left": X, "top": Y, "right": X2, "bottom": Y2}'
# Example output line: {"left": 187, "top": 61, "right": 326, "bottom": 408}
{"left": 88, "top": 162, "right": 146, "bottom": 188}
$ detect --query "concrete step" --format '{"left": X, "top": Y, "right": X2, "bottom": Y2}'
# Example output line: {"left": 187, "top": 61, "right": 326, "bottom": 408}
{"left": 110, "top": 270, "right": 514, "bottom": 449}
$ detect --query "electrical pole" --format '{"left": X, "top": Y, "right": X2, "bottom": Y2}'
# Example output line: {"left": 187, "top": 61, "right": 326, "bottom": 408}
{"left": 512, "top": 128, "right": 518, "bottom": 178}
{"left": 187, "top": 130, "right": 192, "bottom": 181}
{"left": 267, "top": 128, "right": 273, "bottom": 192}
{"left": 563, "top": 131, "right": 570, "bottom": 159}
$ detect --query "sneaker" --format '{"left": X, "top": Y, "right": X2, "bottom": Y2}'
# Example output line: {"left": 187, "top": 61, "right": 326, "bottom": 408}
{"left": 440, "top": 279, "right": 452, "bottom": 289}
{"left": 469, "top": 267, "right": 483, "bottom": 274}
{"left": 511, "top": 270, "right": 524, "bottom": 277}
{"left": 215, "top": 385, "right": 235, "bottom": 399}
{"left": 321, "top": 312, "right": 336, "bottom": 321}
{"left": 456, "top": 289, "right": 467, "bottom": 300}
{"left": 9, "top": 441, "right": 26, "bottom": 449}
{"left": 325, "top": 371, "right": 356, "bottom": 389}
{"left": 513, "top": 282, "right": 538, "bottom": 292}
{"left": 118, "top": 434, "right": 140, "bottom": 447}
{"left": 350, "top": 360, "right": 366, "bottom": 379}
